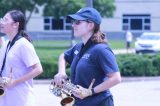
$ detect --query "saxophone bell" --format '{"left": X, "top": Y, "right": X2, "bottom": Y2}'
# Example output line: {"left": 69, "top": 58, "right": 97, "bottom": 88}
{"left": 60, "top": 96, "right": 75, "bottom": 106}
{"left": 49, "top": 79, "right": 75, "bottom": 106}
{"left": 0, "top": 86, "right": 5, "bottom": 96}
{"left": 0, "top": 77, "right": 9, "bottom": 97}
{"left": 0, "top": 67, "right": 12, "bottom": 97}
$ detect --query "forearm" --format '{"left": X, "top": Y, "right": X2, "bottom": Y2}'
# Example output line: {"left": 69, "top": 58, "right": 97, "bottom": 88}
{"left": 94, "top": 72, "right": 121, "bottom": 94}
{"left": 14, "top": 63, "right": 43, "bottom": 85}
{"left": 58, "top": 53, "right": 67, "bottom": 74}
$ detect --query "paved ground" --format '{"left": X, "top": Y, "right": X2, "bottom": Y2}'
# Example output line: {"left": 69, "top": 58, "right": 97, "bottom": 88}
{"left": 113, "top": 48, "right": 135, "bottom": 54}
{"left": 34, "top": 78, "right": 160, "bottom": 106}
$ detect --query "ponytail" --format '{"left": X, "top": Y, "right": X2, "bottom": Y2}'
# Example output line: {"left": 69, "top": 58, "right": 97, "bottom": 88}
{"left": 19, "top": 30, "right": 32, "bottom": 42}
{"left": 91, "top": 24, "right": 107, "bottom": 43}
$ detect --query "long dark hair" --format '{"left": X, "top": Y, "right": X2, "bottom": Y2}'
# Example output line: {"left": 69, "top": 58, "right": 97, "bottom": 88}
{"left": 91, "top": 23, "right": 107, "bottom": 44}
{"left": 8, "top": 10, "right": 32, "bottom": 42}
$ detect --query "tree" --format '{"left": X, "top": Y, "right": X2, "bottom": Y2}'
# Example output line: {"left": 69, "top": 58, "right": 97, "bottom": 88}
{"left": 42, "top": 0, "right": 84, "bottom": 18}
{"left": 0, "top": 0, "right": 44, "bottom": 24}
{"left": 42, "top": 0, "right": 115, "bottom": 18}
{"left": 0, "top": 0, "right": 115, "bottom": 23}
{"left": 94, "top": 0, "right": 116, "bottom": 17}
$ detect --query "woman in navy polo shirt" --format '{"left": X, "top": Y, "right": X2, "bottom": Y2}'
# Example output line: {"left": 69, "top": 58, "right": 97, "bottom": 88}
{"left": 54, "top": 7, "right": 121, "bottom": 106}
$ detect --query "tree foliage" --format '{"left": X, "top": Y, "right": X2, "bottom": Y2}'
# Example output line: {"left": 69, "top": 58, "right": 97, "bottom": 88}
{"left": 0, "top": 0, "right": 44, "bottom": 23}
{"left": 0, "top": 0, "right": 115, "bottom": 21}
{"left": 42, "top": 0, "right": 116, "bottom": 18}
{"left": 94, "top": 0, "right": 116, "bottom": 17}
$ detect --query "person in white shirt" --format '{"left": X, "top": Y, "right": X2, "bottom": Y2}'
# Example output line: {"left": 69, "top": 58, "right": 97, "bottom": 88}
{"left": 0, "top": 10, "right": 43, "bottom": 106}
{"left": 125, "top": 30, "right": 133, "bottom": 52}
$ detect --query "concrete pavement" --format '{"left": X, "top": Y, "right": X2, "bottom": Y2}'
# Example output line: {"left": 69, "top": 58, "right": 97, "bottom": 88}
{"left": 112, "top": 49, "right": 135, "bottom": 54}
{"left": 34, "top": 78, "right": 160, "bottom": 106}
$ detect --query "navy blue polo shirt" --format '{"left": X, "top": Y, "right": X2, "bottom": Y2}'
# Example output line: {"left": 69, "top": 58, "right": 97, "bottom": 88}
{"left": 64, "top": 42, "right": 119, "bottom": 106}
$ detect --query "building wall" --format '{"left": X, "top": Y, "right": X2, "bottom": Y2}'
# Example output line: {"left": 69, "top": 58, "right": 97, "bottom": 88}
{"left": 101, "top": 18, "right": 122, "bottom": 32}
{"left": 26, "top": 0, "right": 160, "bottom": 33}
{"left": 115, "top": 0, "right": 160, "bottom": 17}
{"left": 100, "top": 0, "right": 160, "bottom": 32}
{"left": 27, "top": 17, "right": 44, "bottom": 31}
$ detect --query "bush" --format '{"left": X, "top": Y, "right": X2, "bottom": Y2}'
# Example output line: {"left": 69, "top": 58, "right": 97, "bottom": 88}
{"left": 35, "top": 58, "right": 58, "bottom": 79}
{"left": 116, "top": 54, "right": 160, "bottom": 76}
{"left": 36, "top": 53, "right": 160, "bottom": 79}
{"left": 151, "top": 55, "right": 160, "bottom": 75}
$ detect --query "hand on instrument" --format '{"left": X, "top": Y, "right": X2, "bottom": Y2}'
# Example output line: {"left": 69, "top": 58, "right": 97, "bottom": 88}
{"left": 1, "top": 76, "right": 16, "bottom": 89}
{"left": 52, "top": 73, "right": 68, "bottom": 87}
{"left": 5, "top": 79, "right": 16, "bottom": 89}
{"left": 72, "top": 85, "right": 92, "bottom": 99}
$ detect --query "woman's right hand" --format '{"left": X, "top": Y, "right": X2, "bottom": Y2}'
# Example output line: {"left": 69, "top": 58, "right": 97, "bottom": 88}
{"left": 52, "top": 73, "right": 68, "bottom": 87}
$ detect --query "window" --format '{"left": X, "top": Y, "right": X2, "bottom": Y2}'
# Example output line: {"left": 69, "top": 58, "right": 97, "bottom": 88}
{"left": 44, "top": 17, "right": 72, "bottom": 30}
{"left": 52, "top": 19, "right": 63, "bottom": 30}
{"left": 44, "top": 17, "right": 52, "bottom": 30}
{"left": 122, "top": 14, "right": 151, "bottom": 31}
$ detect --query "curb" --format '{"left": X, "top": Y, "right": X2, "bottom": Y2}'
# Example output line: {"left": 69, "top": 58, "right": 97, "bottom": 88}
{"left": 34, "top": 76, "right": 160, "bottom": 84}
{"left": 122, "top": 76, "right": 160, "bottom": 82}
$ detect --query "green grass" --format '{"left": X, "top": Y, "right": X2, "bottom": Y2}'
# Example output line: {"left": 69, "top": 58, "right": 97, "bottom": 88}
{"left": 33, "top": 40, "right": 71, "bottom": 48}
{"left": 108, "top": 40, "right": 135, "bottom": 49}
{"left": 33, "top": 40, "right": 135, "bottom": 60}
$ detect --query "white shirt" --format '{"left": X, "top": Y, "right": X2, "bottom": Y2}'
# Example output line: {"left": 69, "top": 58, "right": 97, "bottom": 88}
{"left": 0, "top": 37, "right": 40, "bottom": 106}
{"left": 126, "top": 31, "right": 133, "bottom": 42}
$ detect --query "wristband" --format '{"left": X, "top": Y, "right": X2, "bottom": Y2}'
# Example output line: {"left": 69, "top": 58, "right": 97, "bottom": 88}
{"left": 91, "top": 88, "right": 96, "bottom": 95}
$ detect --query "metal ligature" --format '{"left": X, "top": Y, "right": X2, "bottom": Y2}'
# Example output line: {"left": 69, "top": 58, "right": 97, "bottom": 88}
{"left": 0, "top": 67, "right": 12, "bottom": 96}
{"left": 49, "top": 78, "right": 95, "bottom": 106}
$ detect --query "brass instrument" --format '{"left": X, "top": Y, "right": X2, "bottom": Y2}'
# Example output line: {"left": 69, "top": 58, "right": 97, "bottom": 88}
{"left": 0, "top": 67, "right": 12, "bottom": 96}
{"left": 49, "top": 78, "right": 95, "bottom": 106}
{"left": 49, "top": 79, "right": 76, "bottom": 106}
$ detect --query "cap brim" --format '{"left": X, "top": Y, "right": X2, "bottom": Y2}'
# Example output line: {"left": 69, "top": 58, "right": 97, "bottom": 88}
{"left": 67, "top": 14, "right": 86, "bottom": 21}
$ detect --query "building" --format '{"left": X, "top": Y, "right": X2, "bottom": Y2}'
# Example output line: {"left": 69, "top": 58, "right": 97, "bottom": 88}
{"left": 26, "top": 0, "right": 160, "bottom": 39}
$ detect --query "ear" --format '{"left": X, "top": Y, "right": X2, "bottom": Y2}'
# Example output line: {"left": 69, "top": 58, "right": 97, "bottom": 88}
{"left": 13, "top": 22, "right": 19, "bottom": 29}
{"left": 88, "top": 22, "right": 95, "bottom": 30}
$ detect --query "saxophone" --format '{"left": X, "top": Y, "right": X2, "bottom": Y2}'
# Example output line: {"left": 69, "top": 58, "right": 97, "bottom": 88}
{"left": 0, "top": 67, "right": 12, "bottom": 96}
{"left": 49, "top": 78, "right": 95, "bottom": 106}
{"left": 49, "top": 79, "right": 76, "bottom": 106}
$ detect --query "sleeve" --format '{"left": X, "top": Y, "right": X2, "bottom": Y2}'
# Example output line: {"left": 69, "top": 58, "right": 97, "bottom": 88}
{"left": 20, "top": 41, "right": 40, "bottom": 68}
{"left": 64, "top": 46, "right": 75, "bottom": 65}
{"left": 64, "top": 43, "right": 82, "bottom": 65}
{"left": 96, "top": 46, "right": 119, "bottom": 74}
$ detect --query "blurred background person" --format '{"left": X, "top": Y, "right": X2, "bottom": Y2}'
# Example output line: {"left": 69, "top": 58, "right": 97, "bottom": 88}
{"left": 125, "top": 30, "right": 133, "bottom": 53}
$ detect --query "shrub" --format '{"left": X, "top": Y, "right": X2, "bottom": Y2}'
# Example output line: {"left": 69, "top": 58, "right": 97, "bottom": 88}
{"left": 36, "top": 53, "right": 160, "bottom": 79}
{"left": 116, "top": 54, "right": 159, "bottom": 76}
{"left": 35, "top": 58, "right": 58, "bottom": 79}
{"left": 151, "top": 55, "right": 160, "bottom": 75}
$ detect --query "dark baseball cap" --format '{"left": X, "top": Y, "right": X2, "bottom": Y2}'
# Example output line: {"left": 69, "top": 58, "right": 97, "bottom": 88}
{"left": 67, "top": 7, "right": 102, "bottom": 25}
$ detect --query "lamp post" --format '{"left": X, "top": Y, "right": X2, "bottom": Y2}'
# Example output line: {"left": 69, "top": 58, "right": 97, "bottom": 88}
{"left": 86, "top": 0, "right": 93, "bottom": 7}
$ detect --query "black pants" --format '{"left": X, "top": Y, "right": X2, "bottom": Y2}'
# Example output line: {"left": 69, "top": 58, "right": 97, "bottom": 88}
{"left": 98, "top": 96, "right": 114, "bottom": 106}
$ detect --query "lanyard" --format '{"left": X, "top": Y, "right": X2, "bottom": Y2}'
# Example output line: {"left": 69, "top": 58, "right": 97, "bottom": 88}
{"left": 71, "top": 38, "right": 95, "bottom": 82}
{"left": 0, "top": 34, "right": 22, "bottom": 77}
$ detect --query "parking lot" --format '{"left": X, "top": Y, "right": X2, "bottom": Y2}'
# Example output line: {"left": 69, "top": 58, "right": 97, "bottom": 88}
{"left": 34, "top": 77, "right": 160, "bottom": 106}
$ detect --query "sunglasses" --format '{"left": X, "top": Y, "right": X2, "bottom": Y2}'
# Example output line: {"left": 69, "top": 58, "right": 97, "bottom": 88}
{"left": 71, "top": 20, "right": 92, "bottom": 25}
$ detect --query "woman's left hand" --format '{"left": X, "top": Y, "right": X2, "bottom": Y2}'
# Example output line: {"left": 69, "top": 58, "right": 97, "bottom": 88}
{"left": 72, "top": 85, "right": 92, "bottom": 99}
